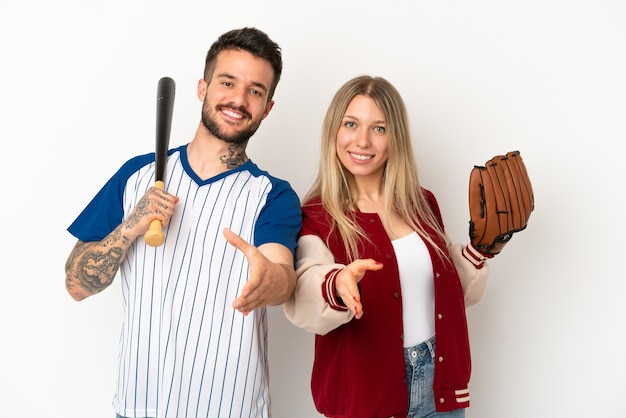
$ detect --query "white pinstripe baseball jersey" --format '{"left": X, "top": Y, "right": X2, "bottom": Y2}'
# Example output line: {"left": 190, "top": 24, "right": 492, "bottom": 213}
{"left": 68, "top": 144, "right": 302, "bottom": 418}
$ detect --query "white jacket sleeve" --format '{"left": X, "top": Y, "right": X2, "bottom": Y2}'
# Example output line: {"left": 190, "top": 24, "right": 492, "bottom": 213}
{"left": 449, "top": 243, "right": 490, "bottom": 307}
{"left": 283, "top": 235, "right": 354, "bottom": 335}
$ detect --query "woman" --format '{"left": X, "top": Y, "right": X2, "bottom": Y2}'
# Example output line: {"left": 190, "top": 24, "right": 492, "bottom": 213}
{"left": 284, "top": 75, "right": 491, "bottom": 418}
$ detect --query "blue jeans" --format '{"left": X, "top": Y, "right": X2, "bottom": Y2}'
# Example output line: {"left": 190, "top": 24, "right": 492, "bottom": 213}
{"left": 404, "top": 336, "right": 465, "bottom": 418}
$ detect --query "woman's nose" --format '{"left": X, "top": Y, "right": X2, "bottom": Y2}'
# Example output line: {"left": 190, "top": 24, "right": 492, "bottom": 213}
{"left": 354, "top": 130, "right": 371, "bottom": 148}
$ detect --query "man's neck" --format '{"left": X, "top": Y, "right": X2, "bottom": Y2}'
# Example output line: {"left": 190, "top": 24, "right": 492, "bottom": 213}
{"left": 186, "top": 127, "right": 249, "bottom": 180}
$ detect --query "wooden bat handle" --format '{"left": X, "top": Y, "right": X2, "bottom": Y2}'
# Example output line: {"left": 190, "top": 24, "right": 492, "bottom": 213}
{"left": 144, "top": 180, "right": 165, "bottom": 247}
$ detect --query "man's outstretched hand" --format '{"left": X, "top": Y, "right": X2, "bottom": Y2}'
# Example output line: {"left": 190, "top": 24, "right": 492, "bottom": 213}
{"left": 224, "top": 228, "right": 297, "bottom": 316}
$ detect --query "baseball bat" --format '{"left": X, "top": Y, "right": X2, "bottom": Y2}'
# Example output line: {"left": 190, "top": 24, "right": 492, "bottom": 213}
{"left": 144, "top": 76, "right": 176, "bottom": 247}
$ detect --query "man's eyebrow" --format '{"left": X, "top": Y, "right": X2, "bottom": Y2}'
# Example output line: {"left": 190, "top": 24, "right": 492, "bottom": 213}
{"left": 251, "top": 81, "right": 269, "bottom": 92}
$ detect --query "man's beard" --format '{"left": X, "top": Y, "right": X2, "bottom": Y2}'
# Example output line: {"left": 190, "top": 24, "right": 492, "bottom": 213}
{"left": 201, "top": 103, "right": 262, "bottom": 145}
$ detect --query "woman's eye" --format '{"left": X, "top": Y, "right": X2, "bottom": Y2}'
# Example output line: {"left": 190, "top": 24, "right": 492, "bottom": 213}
{"left": 375, "top": 126, "right": 386, "bottom": 133}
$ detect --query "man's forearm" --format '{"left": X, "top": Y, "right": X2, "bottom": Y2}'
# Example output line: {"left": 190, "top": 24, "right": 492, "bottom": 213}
{"left": 65, "top": 225, "right": 132, "bottom": 301}
{"left": 270, "top": 262, "right": 297, "bottom": 306}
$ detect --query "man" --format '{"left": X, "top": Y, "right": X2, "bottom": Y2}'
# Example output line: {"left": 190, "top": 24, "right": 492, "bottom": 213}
{"left": 65, "top": 27, "right": 301, "bottom": 418}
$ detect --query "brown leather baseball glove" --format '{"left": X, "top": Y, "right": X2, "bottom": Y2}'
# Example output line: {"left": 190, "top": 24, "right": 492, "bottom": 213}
{"left": 467, "top": 150, "right": 534, "bottom": 259}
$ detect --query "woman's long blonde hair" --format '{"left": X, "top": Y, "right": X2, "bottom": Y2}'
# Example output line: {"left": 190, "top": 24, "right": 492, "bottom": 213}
{"left": 304, "top": 75, "right": 447, "bottom": 261}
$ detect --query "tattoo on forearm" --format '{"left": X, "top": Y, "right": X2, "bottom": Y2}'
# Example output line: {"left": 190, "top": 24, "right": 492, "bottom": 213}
{"left": 66, "top": 226, "right": 129, "bottom": 295}
{"left": 220, "top": 143, "right": 248, "bottom": 169}
{"left": 126, "top": 197, "right": 151, "bottom": 229}
{"left": 103, "top": 226, "right": 122, "bottom": 245}
{"left": 66, "top": 242, "right": 88, "bottom": 291}
{"left": 74, "top": 247, "right": 124, "bottom": 294}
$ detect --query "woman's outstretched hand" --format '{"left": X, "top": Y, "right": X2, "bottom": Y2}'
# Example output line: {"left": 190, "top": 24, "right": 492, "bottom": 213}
{"left": 335, "top": 259, "right": 383, "bottom": 319}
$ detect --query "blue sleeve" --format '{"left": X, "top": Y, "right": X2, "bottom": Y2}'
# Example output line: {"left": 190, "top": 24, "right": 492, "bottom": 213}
{"left": 67, "top": 153, "right": 155, "bottom": 242}
{"left": 254, "top": 178, "right": 302, "bottom": 259}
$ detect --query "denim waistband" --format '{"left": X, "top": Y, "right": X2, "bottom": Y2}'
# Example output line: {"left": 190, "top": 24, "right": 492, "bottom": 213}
{"left": 403, "top": 335, "right": 436, "bottom": 364}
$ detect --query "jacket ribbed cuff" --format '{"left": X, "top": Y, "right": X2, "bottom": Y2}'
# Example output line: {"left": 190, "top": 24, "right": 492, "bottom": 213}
{"left": 462, "top": 244, "right": 493, "bottom": 269}
{"left": 322, "top": 269, "right": 349, "bottom": 311}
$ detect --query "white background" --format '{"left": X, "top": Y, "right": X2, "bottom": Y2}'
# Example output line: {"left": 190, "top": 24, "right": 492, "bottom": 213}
{"left": 1, "top": 1, "right": 625, "bottom": 417}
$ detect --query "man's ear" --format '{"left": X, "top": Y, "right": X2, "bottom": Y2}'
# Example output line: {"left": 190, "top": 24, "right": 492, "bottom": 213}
{"left": 262, "top": 100, "right": 275, "bottom": 119}
{"left": 197, "top": 79, "right": 208, "bottom": 101}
